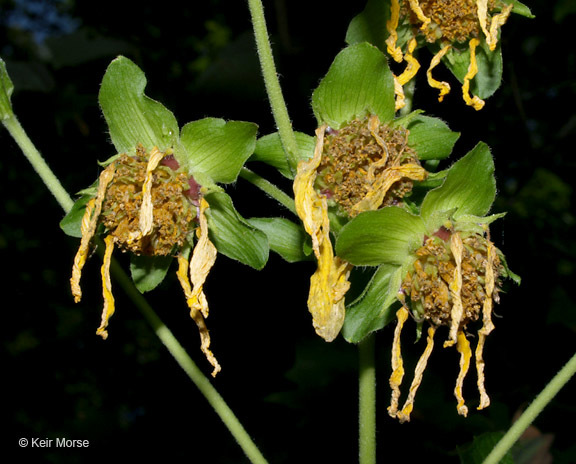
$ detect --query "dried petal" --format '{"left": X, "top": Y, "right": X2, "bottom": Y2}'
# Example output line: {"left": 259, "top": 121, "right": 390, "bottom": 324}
{"left": 96, "top": 235, "right": 116, "bottom": 339}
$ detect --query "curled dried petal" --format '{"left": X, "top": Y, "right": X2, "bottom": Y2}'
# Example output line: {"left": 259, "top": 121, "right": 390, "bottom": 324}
{"left": 96, "top": 235, "right": 116, "bottom": 340}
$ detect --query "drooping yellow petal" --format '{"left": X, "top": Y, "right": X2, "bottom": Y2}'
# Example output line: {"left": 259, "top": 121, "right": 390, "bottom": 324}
{"left": 444, "top": 232, "right": 464, "bottom": 348}
{"left": 475, "top": 239, "right": 496, "bottom": 409}
{"left": 96, "top": 235, "right": 116, "bottom": 340}
{"left": 462, "top": 38, "right": 485, "bottom": 111}
{"left": 407, "top": 0, "right": 431, "bottom": 31}
{"left": 385, "top": 0, "right": 403, "bottom": 63}
{"left": 395, "top": 38, "right": 421, "bottom": 110}
{"left": 388, "top": 306, "right": 409, "bottom": 418}
{"left": 294, "top": 125, "right": 352, "bottom": 342}
{"left": 427, "top": 45, "right": 452, "bottom": 102}
{"left": 176, "top": 247, "right": 221, "bottom": 377}
{"left": 478, "top": 0, "right": 513, "bottom": 51}
{"left": 397, "top": 325, "right": 436, "bottom": 423}
{"left": 189, "top": 197, "right": 218, "bottom": 320}
{"left": 70, "top": 163, "right": 116, "bottom": 303}
{"left": 454, "top": 330, "right": 472, "bottom": 417}
{"left": 138, "top": 147, "right": 166, "bottom": 237}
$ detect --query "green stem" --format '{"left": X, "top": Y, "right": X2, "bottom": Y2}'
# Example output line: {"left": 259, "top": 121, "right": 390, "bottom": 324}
{"left": 247, "top": 0, "right": 300, "bottom": 175}
{"left": 358, "top": 334, "right": 377, "bottom": 464}
{"left": 2, "top": 115, "right": 74, "bottom": 213}
{"left": 239, "top": 167, "right": 296, "bottom": 215}
{"left": 483, "top": 351, "right": 576, "bottom": 464}
{"left": 3, "top": 112, "right": 269, "bottom": 464}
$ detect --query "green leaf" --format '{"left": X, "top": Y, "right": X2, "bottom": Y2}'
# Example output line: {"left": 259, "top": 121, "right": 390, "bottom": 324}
{"left": 0, "top": 58, "right": 14, "bottom": 120}
{"left": 421, "top": 142, "right": 496, "bottom": 227}
{"left": 443, "top": 41, "right": 503, "bottom": 100}
{"left": 342, "top": 264, "right": 402, "bottom": 343}
{"left": 395, "top": 113, "right": 460, "bottom": 161}
{"left": 204, "top": 191, "right": 269, "bottom": 269}
{"left": 130, "top": 254, "right": 173, "bottom": 293}
{"left": 312, "top": 43, "right": 395, "bottom": 129}
{"left": 99, "top": 56, "right": 179, "bottom": 154}
{"left": 505, "top": 0, "right": 535, "bottom": 18}
{"left": 60, "top": 195, "right": 92, "bottom": 238}
{"left": 345, "top": 0, "right": 390, "bottom": 50}
{"left": 178, "top": 118, "right": 258, "bottom": 184}
{"left": 336, "top": 207, "right": 426, "bottom": 266}
{"left": 247, "top": 217, "right": 309, "bottom": 263}
{"left": 251, "top": 131, "right": 315, "bottom": 178}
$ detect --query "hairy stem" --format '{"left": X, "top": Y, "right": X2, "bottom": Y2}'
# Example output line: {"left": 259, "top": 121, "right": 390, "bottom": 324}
{"left": 483, "top": 351, "right": 576, "bottom": 464}
{"left": 239, "top": 167, "right": 296, "bottom": 215}
{"left": 3, "top": 112, "right": 269, "bottom": 464}
{"left": 2, "top": 115, "right": 74, "bottom": 213}
{"left": 359, "top": 334, "right": 377, "bottom": 464}
{"left": 247, "top": 0, "right": 300, "bottom": 175}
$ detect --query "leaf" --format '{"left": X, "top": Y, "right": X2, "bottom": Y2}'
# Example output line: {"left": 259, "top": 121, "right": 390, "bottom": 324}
{"left": 505, "top": 0, "right": 535, "bottom": 18}
{"left": 99, "top": 56, "right": 179, "bottom": 154}
{"left": 421, "top": 142, "right": 496, "bottom": 227}
{"left": 130, "top": 255, "right": 173, "bottom": 293}
{"left": 204, "top": 191, "right": 269, "bottom": 270}
{"left": 457, "top": 432, "right": 513, "bottom": 464}
{"left": 178, "top": 118, "right": 258, "bottom": 184}
{"left": 60, "top": 195, "right": 92, "bottom": 238}
{"left": 395, "top": 113, "right": 460, "bottom": 161}
{"left": 247, "top": 217, "right": 309, "bottom": 263}
{"left": 312, "top": 43, "right": 395, "bottom": 129}
{"left": 0, "top": 58, "right": 14, "bottom": 120}
{"left": 342, "top": 264, "right": 402, "bottom": 343}
{"left": 251, "top": 131, "right": 315, "bottom": 178}
{"left": 443, "top": 41, "right": 503, "bottom": 100}
{"left": 336, "top": 207, "right": 426, "bottom": 266}
{"left": 345, "top": 0, "right": 390, "bottom": 50}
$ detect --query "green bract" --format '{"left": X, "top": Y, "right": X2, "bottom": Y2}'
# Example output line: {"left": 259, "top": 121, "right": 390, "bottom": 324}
{"left": 336, "top": 143, "right": 514, "bottom": 342}
{"left": 61, "top": 56, "right": 267, "bottom": 292}
{"left": 0, "top": 58, "right": 14, "bottom": 120}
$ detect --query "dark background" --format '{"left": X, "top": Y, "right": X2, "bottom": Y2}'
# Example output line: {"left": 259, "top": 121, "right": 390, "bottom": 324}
{"left": 1, "top": 0, "right": 575, "bottom": 462}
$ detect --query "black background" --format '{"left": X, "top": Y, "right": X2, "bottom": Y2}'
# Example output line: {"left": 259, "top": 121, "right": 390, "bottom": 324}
{"left": 2, "top": 0, "right": 575, "bottom": 462}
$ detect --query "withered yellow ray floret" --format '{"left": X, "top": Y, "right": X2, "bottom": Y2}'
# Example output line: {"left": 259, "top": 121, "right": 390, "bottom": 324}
{"left": 388, "top": 306, "right": 409, "bottom": 418}
{"left": 476, "top": 238, "right": 496, "bottom": 409}
{"left": 294, "top": 125, "right": 352, "bottom": 342}
{"left": 397, "top": 325, "right": 436, "bottom": 423}
{"left": 444, "top": 232, "right": 464, "bottom": 348}
{"left": 462, "top": 38, "right": 485, "bottom": 111}
{"left": 454, "top": 330, "right": 472, "bottom": 416}
{"left": 96, "top": 235, "right": 116, "bottom": 340}
{"left": 176, "top": 240, "right": 221, "bottom": 377}
{"left": 427, "top": 44, "right": 452, "bottom": 102}
{"left": 138, "top": 147, "right": 166, "bottom": 237}
{"left": 408, "top": 0, "right": 431, "bottom": 30}
{"left": 385, "top": 0, "right": 403, "bottom": 63}
{"left": 394, "top": 38, "right": 421, "bottom": 111}
{"left": 70, "top": 162, "right": 116, "bottom": 302}
{"left": 478, "top": 0, "right": 513, "bottom": 51}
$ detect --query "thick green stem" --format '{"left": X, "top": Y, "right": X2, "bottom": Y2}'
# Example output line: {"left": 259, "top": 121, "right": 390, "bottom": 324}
{"left": 358, "top": 334, "right": 377, "bottom": 464}
{"left": 2, "top": 115, "right": 74, "bottom": 213}
{"left": 247, "top": 0, "right": 300, "bottom": 174}
{"left": 483, "top": 351, "right": 576, "bottom": 464}
{"left": 239, "top": 167, "right": 296, "bottom": 215}
{"left": 3, "top": 114, "right": 269, "bottom": 464}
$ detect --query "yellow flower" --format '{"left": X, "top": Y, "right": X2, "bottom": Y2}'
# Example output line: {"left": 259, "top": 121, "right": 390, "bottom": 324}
{"left": 388, "top": 225, "right": 501, "bottom": 422}
{"left": 294, "top": 116, "right": 427, "bottom": 341}
{"left": 70, "top": 146, "right": 221, "bottom": 376}
{"left": 386, "top": 0, "right": 513, "bottom": 110}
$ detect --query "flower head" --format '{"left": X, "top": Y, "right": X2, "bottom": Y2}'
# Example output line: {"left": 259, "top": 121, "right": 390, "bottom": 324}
{"left": 290, "top": 43, "right": 458, "bottom": 341}
{"left": 386, "top": 0, "right": 514, "bottom": 110}
{"left": 62, "top": 56, "right": 263, "bottom": 376}
{"left": 337, "top": 143, "right": 520, "bottom": 420}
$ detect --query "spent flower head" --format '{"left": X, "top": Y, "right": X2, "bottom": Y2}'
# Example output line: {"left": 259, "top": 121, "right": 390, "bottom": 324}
{"left": 337, "top": 143, "right": 519, "bottom": 421}
{"left": 285, "top": 43, "right": 460, "bottom": 342}
{"left": 62, "top": 57, "right": 267, "bottom": 376}
{"left": 347, "top": 0, "right": 533, "bottom": 110}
